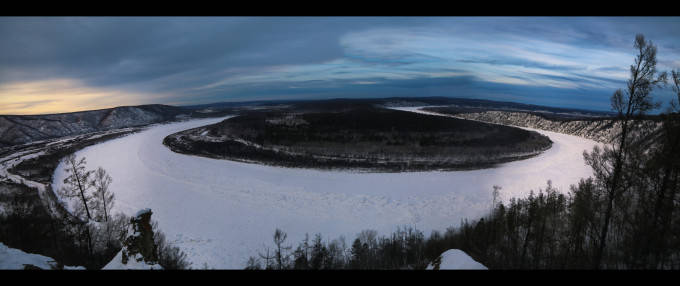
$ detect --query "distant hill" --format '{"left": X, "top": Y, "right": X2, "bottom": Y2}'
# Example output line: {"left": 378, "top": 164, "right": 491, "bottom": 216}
{"left": 189, "top": 96, "right": 616, "bottom": 118}
{"left": 0, "top": 96, "right": 618, "bottom": 148}
{"left": 0, "top": 105, "right": 191, "bottom": 148}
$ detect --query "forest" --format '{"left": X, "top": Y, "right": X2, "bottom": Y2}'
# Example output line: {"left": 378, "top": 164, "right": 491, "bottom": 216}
{"left": 164, "top": 105, "right": 553, "bottom": 171}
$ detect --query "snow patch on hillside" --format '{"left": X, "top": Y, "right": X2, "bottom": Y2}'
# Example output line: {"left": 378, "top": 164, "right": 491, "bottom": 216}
{"left": 0, "top": 242, "right": 85, "bottom": 270}
{"left": 102, "top": 251, "right": 163, "bottom": 270}
{"left": 426, "top": 249, "right": 487, "bottom": 270}
{"left": 0, "top": 242, "right": 55, "bottom": 269}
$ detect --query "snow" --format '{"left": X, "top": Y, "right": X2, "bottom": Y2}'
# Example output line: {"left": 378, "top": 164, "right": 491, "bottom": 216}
{"left": 0, "top": 148, "right": 48, "bottom": 193}
{"left": 135, "top": 208, "right": 152, "bottom": 218}
{"left": 0, "top": 242, "right": 55, "bottom": 269}
{"left": 52, "top": 110, "right": 602, "bottom": 269}
{"left": 426, "top": 249, "right": 487, "bottom": 270}
{"left": 63, "top": 265, "right": 87, "bottom": 270}
{"left": 0, "top": 242, "right": 85, "bottom": 270}
{"left": 102, "top": 251, "right": 163, "bottom": 270}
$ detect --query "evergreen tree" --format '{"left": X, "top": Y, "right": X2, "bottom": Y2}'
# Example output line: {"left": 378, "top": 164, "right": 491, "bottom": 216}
{"left": 309, "top": 233, "right": 328, "bottom": 269}
{"left": 292, "top": 244, "right": 309, "bottom": 269}
{"left": 350, "top": 237, "right": 368, "bottom": 269}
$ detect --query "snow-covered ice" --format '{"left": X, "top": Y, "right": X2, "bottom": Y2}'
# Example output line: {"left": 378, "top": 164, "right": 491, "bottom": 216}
{"left": 52, "top": 111, "right": 601, "bottom": 269}
{"left": 426, "top": 249, "right": 487, "bottom": 270}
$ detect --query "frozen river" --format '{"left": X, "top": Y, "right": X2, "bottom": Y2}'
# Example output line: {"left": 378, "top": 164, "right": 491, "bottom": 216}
{"left": 52, "top": 109, "right": 601, "bottom": 268}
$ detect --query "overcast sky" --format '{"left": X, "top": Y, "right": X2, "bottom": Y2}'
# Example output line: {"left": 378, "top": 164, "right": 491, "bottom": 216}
{"left": 1, "top": 17, "right": 680, "bottom": 115}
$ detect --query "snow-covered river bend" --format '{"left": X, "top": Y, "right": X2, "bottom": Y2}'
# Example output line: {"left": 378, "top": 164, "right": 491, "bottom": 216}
{"left": 52, "top": 109, "right": 601, "bottom": 268}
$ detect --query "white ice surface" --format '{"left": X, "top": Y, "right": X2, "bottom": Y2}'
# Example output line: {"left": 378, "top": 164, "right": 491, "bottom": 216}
{"left": 426, "top": 249, "right": 487, "bottom": 270}
{"left": 52, "top": 111, "right": 601, "bottom": 269}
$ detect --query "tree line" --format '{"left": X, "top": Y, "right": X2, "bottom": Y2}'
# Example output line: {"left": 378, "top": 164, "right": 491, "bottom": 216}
{"left": 246, "top": 227, "right": 432, "bottom": 270}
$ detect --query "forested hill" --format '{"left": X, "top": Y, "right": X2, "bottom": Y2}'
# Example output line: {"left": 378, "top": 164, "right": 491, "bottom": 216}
{"left": 0, "top": 105, "right": 190, "bottom": 148}
{"left": 0, "top": 96, "right": 615, "bottom": 148}
{"left": 164, "top": 105, "right": 553, "bottom": 171}
{"left": 424, "top": 106, "right": 662, "bottom": 144}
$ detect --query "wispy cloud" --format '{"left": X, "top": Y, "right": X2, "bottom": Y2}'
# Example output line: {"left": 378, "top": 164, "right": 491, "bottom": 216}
{"left": 193, "top": 26, "right": 632, "bottom": 95}
{"left": 0, "top": 78, "right": 160, "bottom": 115}
{"left": 1, "top": 17, "right": 679, "bottom": 114}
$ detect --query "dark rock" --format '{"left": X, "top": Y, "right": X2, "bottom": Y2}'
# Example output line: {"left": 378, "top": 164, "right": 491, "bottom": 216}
{"left": 22, "top": 264, "right": 44, "bottom": 270}
{"left": 121, "top": 208, "right": 158, "bottom": 265}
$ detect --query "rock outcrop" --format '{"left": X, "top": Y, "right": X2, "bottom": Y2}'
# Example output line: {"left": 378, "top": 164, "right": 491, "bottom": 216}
{"left": 103, "top": 208, "right": 162, "bottom": 270}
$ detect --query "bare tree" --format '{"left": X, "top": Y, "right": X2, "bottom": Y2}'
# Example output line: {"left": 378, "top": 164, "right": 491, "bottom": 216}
{"left": 245, "top": 257, "right": 262, "bottom": 270}
{"left": 91, "top": 167, "right": 114, "bottom": 222}
{"left": 59, "top": 154, "right": 94, "bottom": 221}
{"left": 587, "top": 34, "right": 667, "bottom": 269}
{"left": 258, "top": 246, "right": 275, "bottom": 270}
{"left": 273, "top": 228, "right": 291, "bottom": 269}
{"left": 671, "top": 70, "right": 680, "bottom": 112}
{"left": 492, "top": 185, "right": 502, "bottom": 209}
{"left": 59, "top": 154, "right": 98, "bottom": 256}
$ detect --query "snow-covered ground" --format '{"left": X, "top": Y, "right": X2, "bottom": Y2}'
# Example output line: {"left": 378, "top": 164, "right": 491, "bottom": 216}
{"left": 102, "top": 251, "right": 163, "bottom": 270}
{"left": 52, "top": 110, "right": 601, "bottom": 269}
{"left": 0, "top": 242, "right": 56, "bottom": 269}
{"left": 0, "top": 242, "right": 84, "bottom": 270}
{"left": 426, "top": 249, "right": 487, "bottom": 270}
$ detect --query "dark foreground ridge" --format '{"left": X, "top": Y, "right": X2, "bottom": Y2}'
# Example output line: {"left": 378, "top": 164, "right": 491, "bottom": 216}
{"left": 163, "top": 105, "right": 553, "bottom": 172}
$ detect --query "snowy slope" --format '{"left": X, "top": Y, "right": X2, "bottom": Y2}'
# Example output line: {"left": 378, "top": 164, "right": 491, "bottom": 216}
{"left": 102, "top": 251, "right": 163, "bottom": 270}
{"left": 52, "top": 111, "right": 601, "bottom": 269}
{"left": 415, "top": 107, "right": 660, "bottom": 145}
{"left": 454, "top": 110, "right": 619, "bottom": 143}
{"left": 0, "top": 242, "right": 85, "bottom": 270}
{"left": 0, "top": 242, "right": 55, "bottom": 269}
{"left": 426, "top": 249, "right": 487, "bottom": 270}
{"left": 0, "top": 104, "right": 188, "bottom": 147}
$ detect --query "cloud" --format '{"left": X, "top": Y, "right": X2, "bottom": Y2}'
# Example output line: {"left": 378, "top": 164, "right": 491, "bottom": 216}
{"left": 0, "top": 78, "right": 160, "bottom": 115}
{"left": 1, "top": 17, "right": 680, "bottom": 114}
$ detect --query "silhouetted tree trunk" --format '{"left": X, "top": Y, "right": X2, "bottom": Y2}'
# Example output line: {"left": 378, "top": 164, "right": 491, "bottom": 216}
{"left": 590, "top": 34, "right": 667, "bottom": 269}
{"left": 273, "top": 228, "right": 291, "bottom": 270}
{"left": 59, "top": 154, "right": 94, "bottom": 220}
